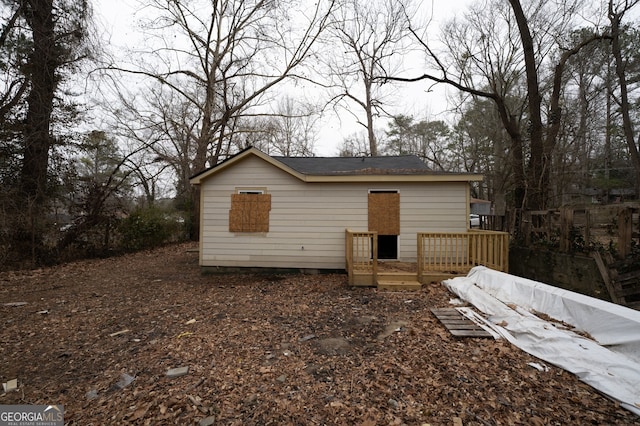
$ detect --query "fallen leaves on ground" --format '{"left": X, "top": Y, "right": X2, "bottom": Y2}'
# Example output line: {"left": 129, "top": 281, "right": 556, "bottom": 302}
{"left": 0, "top": 243, "right": 637, "bottom": 425}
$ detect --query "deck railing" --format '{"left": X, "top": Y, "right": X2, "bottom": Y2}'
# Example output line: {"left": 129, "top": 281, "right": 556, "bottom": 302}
{"left": 417, "top": 230, "right": 509, "bottom": 281}
{"left": 468, "top": 230, "right": 510, "bottom": 272}
{"left": 345, "top": 229, "right": 509, "bottom": 285}
{"left": 345, "top": 229, "right": 377, "bottom": 285}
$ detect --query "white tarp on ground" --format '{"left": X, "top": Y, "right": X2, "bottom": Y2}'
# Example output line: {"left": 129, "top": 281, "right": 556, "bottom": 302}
{"left": 443, "top": 266, "right": 640, "bottom": 416}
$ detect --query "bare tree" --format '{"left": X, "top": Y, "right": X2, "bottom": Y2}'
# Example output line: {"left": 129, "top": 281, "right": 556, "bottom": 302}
{"left": 386, "top": 0, "right": 606, "bottom": 210}
{"left": 106, "top": 0, "right": 335, "bottom": 236}
{"left": 116, "top": 84, "right": 201, "bottom": 211}
{"left": 608, "top": 0, "right": 640, "bottom": 194}
{"left": 336, "top": 131, "right": 370, "bottom": 157}
{"left": 326, "top": 0, "right": 412, "bottom": 156}
{"left": 265, "top": 96, "right": 319, "bottom": 156}
{"left": 548, "top": 28, "right": 612, "bottom": 204}
{"left": 221, "top": 96, "right": 319, "bottom": 157}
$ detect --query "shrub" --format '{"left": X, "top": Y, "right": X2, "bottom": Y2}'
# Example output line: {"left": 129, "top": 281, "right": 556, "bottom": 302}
{"left": 118, "top": 207, "right": 179, "bottom": 251}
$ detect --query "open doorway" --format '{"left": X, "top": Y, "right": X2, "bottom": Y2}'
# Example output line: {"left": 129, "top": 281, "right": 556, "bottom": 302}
{"left": 377, "top": 234, "right": 398, "bottom": 260}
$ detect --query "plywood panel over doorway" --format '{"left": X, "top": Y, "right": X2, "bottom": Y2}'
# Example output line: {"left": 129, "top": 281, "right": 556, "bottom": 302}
{"left": 368, "top": 192, "right": 400, "bottom": 235}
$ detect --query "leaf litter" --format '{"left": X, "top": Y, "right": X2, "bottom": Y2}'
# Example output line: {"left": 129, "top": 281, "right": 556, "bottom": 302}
{"left": 0, "top": 243, "right": 638, "bottom": 425}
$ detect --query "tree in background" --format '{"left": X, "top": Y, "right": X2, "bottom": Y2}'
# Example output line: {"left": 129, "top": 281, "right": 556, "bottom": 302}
{"left": 223, "top": 95, "right": 319, "bottom": 157}
{"left": 0, "top": 0, "right": 92, "bottom": 265}
{"left": 609, "top": 0, "right": 640, "bottom": 196}
{"left": 505, "top": 0, "right": 607, "bottom": 210}
{"left": 451, "top": 97, "right": 513, "bottom": 207}
{"left": 543, "top": 20, "right": 640, "bottom": 205}
{"left": 384, "top": 114, "right": 451, "bottom": 170}
{"left": 0, "top": 2, "right": 29, "bottom": 147}
{"left": 386, "top": 0, "right": 607, "bottom": 211}
{"left": 265, "top": 96, "right": 319, "bottom": 157}
{"left": 386, "top": 0, "right": 528, "bottom": 208}
{"left": 337, "top": 130, "right": 374, "bottom": 157}
{"left": 326, "top": 0, "right": 412, "bottom": 156}
{"left": 551, "top": 28, "right": 608, "bottom": 204}
{"left": 104, "top": 0, "right": 334, "bottom": 238}
{"left": 55, "top": 131, "right": 133, "bottom": 254}
{"left": 108, "top": 84, "right": 200, "bottom": 223}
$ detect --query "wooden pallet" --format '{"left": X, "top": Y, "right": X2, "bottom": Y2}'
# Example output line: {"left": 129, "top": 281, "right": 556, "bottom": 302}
{"left": 430, "top": 308, "right": 493, "bottom": 338}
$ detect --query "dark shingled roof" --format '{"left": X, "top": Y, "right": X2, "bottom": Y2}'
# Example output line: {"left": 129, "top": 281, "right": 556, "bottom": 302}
{"left": 272, "top": 155, "right": 432, "bottom": 175}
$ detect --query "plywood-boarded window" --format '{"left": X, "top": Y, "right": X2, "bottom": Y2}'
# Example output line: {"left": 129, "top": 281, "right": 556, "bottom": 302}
{"left": 229, "top": 190, "right": 271, "bottom": 233}
{"left": 368, "top": 191, "right": 400, "bottom": 235}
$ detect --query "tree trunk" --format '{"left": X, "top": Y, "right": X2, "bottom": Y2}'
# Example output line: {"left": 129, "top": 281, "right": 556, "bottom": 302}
{"left": 364, "top": 78, "right": 377, "bottom": 156}
{"left": 609, "top": 4, "right": 640, "bottom": 196}
{"left": 493, "top": 95, "right": 526, "bottom": 210}
{"left": 508, "top": 0, "right": 545, "bottom": 210}
{"left": 190, "top": 141, "right": 207, "bottom": 242}
{"left": 190, "top": 185, "right": 201, "bottom": 241}
{"left": 366, "top": 110, "right": 377, "bottom": 156}
{"left": 605, "top": 73, "right": 612, "bottom": 202}
{"left": 17, "top": 0, "right": 57, "bottom": 263}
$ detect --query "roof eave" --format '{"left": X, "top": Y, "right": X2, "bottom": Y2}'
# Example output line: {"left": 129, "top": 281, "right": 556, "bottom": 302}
{"left": 189, "top": 147, "right": 307, "bottom": 185}
{"left": 189, "top": 147, "right": 483, "bottom": 184}
{"left": 301, "top": 174, "right": 483, "bottom": 183}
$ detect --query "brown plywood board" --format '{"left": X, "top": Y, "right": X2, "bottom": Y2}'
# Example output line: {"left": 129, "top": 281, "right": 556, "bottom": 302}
{"left": 229, "top": 193, "right": 271, "bottom": 232}
{"left": 368, "top": 192, "right": 400, "bottom": 235}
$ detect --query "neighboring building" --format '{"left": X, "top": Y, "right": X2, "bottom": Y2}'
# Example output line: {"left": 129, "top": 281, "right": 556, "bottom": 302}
{"left": 189, "top": 147, "right": 482, "bottom": 272}
{"left": 470, "top": 198, "right": 492, "bottom": 229}
{"left": 470, "top": 198, "right": 492, "bottom": 216}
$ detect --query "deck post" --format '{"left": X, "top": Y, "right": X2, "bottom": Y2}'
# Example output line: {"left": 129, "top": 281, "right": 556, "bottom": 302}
{"left": 417, "top": 233, "right": 424, "bottom": 283}
{"left": 345, "top": 229, "right": 353, "bottom": 284}
{"left": 372, "top": 232, "right": 378, "bottom": 284}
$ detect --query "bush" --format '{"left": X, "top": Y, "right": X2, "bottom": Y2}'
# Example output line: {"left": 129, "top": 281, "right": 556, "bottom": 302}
{"left": 118, "top": 207, "right": 180, "bottom": 251}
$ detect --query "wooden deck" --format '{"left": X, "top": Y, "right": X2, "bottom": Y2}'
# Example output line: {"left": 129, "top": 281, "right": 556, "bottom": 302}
{"left": 345, "top": 229, "right": 510, "bottom": 291}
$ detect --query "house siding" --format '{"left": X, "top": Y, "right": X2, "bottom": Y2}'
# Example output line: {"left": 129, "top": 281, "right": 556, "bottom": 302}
{"left": 199, "top": 155, "right": 469, "bottom": 270}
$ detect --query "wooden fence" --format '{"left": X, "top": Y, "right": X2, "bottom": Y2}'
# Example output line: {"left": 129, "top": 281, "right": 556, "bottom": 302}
{"left": 518, "top": 205, "right": 638, "bottom": 258}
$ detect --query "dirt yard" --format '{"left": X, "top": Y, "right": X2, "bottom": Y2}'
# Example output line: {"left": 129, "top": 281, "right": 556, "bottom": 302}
{"left": 1, "top": 243, "right": 638, "bottom": 425}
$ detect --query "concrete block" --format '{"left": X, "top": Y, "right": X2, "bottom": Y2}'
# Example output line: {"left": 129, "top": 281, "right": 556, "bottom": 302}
{"left": 166, "top": 366, "right": 189, "bottom": 378}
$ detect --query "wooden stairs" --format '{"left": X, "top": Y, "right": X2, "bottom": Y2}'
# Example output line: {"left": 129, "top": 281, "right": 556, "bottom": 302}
{"left": 377, "top": 271, "right": 422, "bottom": 291}
{"left": 350, "top": 262, "right": 467, "bottom": 291}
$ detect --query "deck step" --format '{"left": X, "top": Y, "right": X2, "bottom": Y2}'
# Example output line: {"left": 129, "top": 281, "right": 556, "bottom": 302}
{"left": 377, "top": 271, "right": 418, "bottom": 282}
{"left": 377, "top": 280, "right": 422, "bottom": 291}
{"left": 351, "top": 271, "right": 376, "bottom": 286}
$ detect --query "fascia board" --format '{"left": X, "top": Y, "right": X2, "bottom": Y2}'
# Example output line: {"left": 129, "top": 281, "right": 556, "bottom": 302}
{"left": 189, "top": 148, "right": 307, "bottom": 184}
{"left": 301, "top": 174, "right": 484, "bottom": 183}
{"left": 190, "top": 147, "right": 483, "bottom": 185}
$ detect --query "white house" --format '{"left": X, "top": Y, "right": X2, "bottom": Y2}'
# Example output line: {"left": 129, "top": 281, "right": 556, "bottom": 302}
{"left": 189, "top": 147, "right": 483, "bottom": 272}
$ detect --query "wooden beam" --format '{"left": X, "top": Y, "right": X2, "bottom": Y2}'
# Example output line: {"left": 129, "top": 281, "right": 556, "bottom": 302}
{"left": 591, "top": 251, "right": 621, "bottom": 304}
{"left": 618, "top": 207, "right": 633, "bottom": 258}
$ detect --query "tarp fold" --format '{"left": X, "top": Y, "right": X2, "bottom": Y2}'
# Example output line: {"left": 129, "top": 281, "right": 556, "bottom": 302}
{"left": 443, "top": 267, "right": 640, "bottom": 416}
